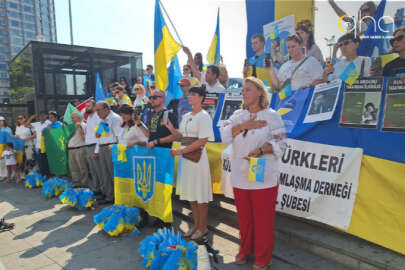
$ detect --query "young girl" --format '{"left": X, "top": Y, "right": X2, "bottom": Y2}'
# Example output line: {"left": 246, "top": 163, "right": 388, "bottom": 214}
{"left": 1, "top": 143, "right": 21, "bottom": 183}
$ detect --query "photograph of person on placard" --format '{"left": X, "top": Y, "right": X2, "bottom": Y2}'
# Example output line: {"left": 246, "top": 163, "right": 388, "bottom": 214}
{"left": 204, "top": 104, "right": 217, "bottom": 119}
{"left": 220, "top": 100, "right": 242, "bottom": 121}
{"left": 362, "top": 102, "right": 378, "bottom": 125}
{"left": 308, "top": 88, "right": 338, "bottom": 115}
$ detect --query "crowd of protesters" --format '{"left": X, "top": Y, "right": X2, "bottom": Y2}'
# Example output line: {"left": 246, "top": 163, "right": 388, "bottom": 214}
{"left": 1, "top": 10, "right": 405, "bottom": 269}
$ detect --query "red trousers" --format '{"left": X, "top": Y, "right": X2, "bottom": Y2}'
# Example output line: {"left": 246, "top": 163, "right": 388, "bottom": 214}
{"left": 233, "top": 185, "right": 278, "bottom": 267}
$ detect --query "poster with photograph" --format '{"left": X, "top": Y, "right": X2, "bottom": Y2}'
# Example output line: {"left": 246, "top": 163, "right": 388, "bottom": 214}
{"left": 263, "top": 15, "right": 295, "bottom": 68}
{"left": 217, "top": 92, "right": 243, "bottom": 126}
{"left": 382, "top": 78, "right": 405, "bottom": 132}
{"left": 202, "top": 93, "right": 219, "bottom": 120}
{"left": 339, "top": 77, "right": 383, "bottom": 129}
{"left": 304, "top": 80, "right": 342, "bottom": 123}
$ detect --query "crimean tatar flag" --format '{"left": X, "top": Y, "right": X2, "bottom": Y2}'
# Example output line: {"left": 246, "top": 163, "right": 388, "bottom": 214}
{"left": 248, "top": 157, "right": 266, "bottom": 182}
{"left": 207, "top": 9, "right": 220, "bottom": 65}
{"left": 339, "top": 62, "right": 360, "bottom": 85}
{"left": 154, "top": 0, "right": 181, "bottom": 91}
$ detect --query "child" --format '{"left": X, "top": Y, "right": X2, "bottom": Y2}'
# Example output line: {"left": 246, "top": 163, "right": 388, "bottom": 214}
{"left": 1, "top": 142, "right": 21, "bottom": 183}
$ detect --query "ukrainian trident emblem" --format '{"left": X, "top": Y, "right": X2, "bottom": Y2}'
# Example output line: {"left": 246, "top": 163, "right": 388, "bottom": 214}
{"left": 133, "top": 156, "right": 156, "bottom": 202}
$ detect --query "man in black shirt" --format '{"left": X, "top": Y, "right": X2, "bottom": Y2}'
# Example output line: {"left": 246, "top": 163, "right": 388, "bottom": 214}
{"left": 143, "top": 90, "right": 178, "bottom": 149}
{"left": 383, "top": 26, "right": 405, "bottom": 82}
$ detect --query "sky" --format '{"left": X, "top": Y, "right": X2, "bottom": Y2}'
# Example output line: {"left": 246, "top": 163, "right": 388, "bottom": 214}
{"left": 54, "top": 0, "right": 403, "bottom": 78}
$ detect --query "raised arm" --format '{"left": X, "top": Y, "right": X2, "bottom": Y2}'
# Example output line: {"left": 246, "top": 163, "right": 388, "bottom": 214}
{"left": 183, "top": 46, "right": 202, "bottom": 81}
{"left": 328, "top": 0, "right": 351, "bottom": 22}
{"left": 268, "top": 64, "right": 282, "bottom": 91}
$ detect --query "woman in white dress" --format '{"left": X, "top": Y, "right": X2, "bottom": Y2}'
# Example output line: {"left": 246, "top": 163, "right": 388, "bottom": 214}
{"left": 14, "top": 114, "right": 36, "bottom": 174}
{"left": 166, "top": 85, "right": 214, "bottom": 241}
{"left": 220, "top": 77, "right": 287, "bottom": 269}
{"left": 0, "top": 116, "right": 12, "bottom": 180}
{"left": 117, "top": 104, "right": 148, "bottom": 147}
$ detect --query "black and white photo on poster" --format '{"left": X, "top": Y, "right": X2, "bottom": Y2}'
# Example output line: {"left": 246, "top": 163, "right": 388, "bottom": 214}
{"left": 304, "top": 80, "right": 342, "bottom": 123}
{"left": 218, "top": 92, "right": 243, "bottom": 126}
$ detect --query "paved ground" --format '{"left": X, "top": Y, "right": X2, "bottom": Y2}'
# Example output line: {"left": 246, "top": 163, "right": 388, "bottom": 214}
{"left": 0, "top": 182, "right": 302, "bottom": 270}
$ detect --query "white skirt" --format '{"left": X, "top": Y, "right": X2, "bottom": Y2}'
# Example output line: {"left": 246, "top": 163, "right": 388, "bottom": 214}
{"left": 176, "top": 147, "right": 213, "bottom": 203}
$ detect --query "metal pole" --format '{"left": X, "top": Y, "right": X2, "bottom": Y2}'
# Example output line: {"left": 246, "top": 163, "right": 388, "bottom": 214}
{"left": 158, "top": 0, "right": 183, "bottom": 46}
{"left": 68, "top": 0, "right": 74, "bottom": 45}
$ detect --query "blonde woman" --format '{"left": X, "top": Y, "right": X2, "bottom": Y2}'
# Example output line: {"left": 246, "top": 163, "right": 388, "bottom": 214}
{"left": 220, "top": 77, "right": 287, "bottom": 269}
{"left": 132, "top": 83, "right": 149, "bottom": 106}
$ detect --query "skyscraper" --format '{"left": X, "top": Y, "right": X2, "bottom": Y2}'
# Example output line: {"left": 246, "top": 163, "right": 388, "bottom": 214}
{"left": 0, "top": 0, "right": 57, "bottom": 103}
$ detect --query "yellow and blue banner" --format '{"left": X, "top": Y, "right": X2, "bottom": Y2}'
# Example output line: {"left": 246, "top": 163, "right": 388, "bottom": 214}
{"left": 165, "top": 55, "right": 183, "bottom": 106}
{"left": 207, "top": 9, "right": 221, "bottom": 65}
{"left": 339, "top": 62, "right": 360, "bottom": 85}
{"left": 113, "top": 145, "right": 175, "bottom": 223}
{"left": 154, "top": 0, "right": 181, "bottom": 91}
{"left": 278, "top": 82, "right": 292, "bottom": 100}
{"left": 248, "top": 158, "right": 266, "bottom": 182}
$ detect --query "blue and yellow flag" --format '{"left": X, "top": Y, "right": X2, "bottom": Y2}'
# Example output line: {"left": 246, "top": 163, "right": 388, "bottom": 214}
{"left": 269, "top": 25, "right": 279, "bottom": 40}
{"left": 95, "top": 72, "right": 106, "bottom": 102}
{"left": 113, "top": 146, "right": 175, "bottom": 223}
{"left": 154, "top": 0, "right": 181, "bottom": 91}
{"left": 248, "top": 158, "right": 266, "bottom": 183}
{"left": 339, "top": 62, "right": 360, "bottom": 85}
{"left": 94, "top": 122, "right": 110, "bottom": 137}
{"left": 207, "top": 9, "right": 220, "bottom": 65}
{"left": 278, "top": 82, "right": 292, "bottom": 100}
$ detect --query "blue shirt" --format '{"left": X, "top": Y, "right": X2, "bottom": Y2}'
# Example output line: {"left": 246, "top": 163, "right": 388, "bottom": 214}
{"left": 48, "top": 121, "right": 62, "bottom": 129}
{"left": 143, "top": 74, "right": 155, "bottom": 88}
{"left": 177, "top": 96, "right": 192, "bottom": 125}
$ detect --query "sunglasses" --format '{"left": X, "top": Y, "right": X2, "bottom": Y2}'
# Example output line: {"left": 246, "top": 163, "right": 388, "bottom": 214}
{"left": 339, "top": 40, "right": 352, "bottom": 47}
{"left": 149, "top": 95, "right": 162, "bottom": 100}
{"left": 390, "top": 35, "right": 404, "bottom": 46}
{"left": 17, "top": 117, "right": 24, "bottom": 120}
{"left": 134, "top": 88, "right": 140, "bottom": 91}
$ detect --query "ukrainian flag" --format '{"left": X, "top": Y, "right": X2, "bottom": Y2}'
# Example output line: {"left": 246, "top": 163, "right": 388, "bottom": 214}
{"left": 154, "top": 0, "right": 181, "bottom": 91}
{"left": 339, "top": 62, "right": 360, "bottom": 85}
{"left": 113, "top": 146, "right": 175, "bottom": 223}
{"left": 207, "top": 9, "right": 220, "bottom": 65}
{"left": 94, "top": 122, "right": 110, "bottom": 137}
{"left": 248, "top": 158, "right": 266, "bottom": 183}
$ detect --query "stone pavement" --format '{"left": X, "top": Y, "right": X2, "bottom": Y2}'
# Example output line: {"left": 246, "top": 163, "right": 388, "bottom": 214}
{"left": 0, "top": 182, "right": 304, "bottom": 270}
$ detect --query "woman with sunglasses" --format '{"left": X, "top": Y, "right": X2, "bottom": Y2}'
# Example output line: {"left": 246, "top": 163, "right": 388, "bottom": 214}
{"left": 166, "top": 85, "right": 214, "bottom": 241}
{"left": 268, "top": 33, "right": 323, "bottom": 91}
{"left": 132, "top": 84, "right": 149, "bottom": 107}
{"left": 322, "top": 33, "right": 371, "bottom": 83}
{"left": 220, "top": 77, "right": 287, "bottom": 269}
{"left": 383, "top": 26, "right": 405, "bottom": 81}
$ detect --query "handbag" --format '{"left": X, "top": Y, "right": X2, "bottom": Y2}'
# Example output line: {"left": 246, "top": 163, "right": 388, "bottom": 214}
{"left": 181, "top": 137, "right": 202, "bottom": 163}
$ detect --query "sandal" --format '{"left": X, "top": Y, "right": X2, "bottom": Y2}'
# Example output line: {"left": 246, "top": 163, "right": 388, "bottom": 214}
{"left": 252, "top": 261, "right": 272, "bottom": 270}
{"left": 235, "top": 254, "right": 248, "bottom": 265}
{"left": 190, "top": 229, "right": 209, "bottom": 240}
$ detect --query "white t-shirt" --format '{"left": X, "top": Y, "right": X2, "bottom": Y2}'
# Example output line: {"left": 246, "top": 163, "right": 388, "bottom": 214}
{"left": 31, "top": 120, "right": 51, "bottom": 149}
{"left": 2, "top": 150, "right": 17, "bottom": 166}
{"left": 118, "top": 125, "right": 148, "bottom": 147}
{"left": 15, "top": 125, "right": 34, "bottom": 146}
{"left": 200, "top": 70, "right": 226, "bottom": 93}
{"left": 328, "top": 56, "right": 371, "bottom": 81}
{"left": 278, "top": 56, "right": 323, "bottom": 90}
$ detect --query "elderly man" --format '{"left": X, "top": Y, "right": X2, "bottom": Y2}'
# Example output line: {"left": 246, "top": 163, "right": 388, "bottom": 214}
{"left": 68, "top": 113, "right": 88, "bottom": 187}
{"left": 93, "top": 101, "right": 122, "bottom": 204}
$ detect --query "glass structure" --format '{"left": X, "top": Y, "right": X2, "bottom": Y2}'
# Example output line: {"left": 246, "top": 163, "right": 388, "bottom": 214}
{"left": 0, "top": 0, "right": 57, "bottom": 103}
{"left": 7, "top": 41, "right": 143, "bottom": 119}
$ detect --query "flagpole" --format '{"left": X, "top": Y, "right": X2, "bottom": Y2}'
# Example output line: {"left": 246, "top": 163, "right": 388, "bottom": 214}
{"left": 158, "top": 0, "right": 184, "bottom": 46}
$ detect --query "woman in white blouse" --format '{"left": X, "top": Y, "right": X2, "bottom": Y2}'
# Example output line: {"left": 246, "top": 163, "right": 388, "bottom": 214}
{"left": 220, "top": 77, "right": 287, "bottom": 270}
{"left": 117, "top": 104, "right": 148, "bottom": 147}
{"left": 268, "top": 34, "right": 323, "bottom": 91}
{"left": 166, "top": 85, "right": 214, "bottom": 241}
{"left": 132, "top": 84, "right": 149, "bottom": 107}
